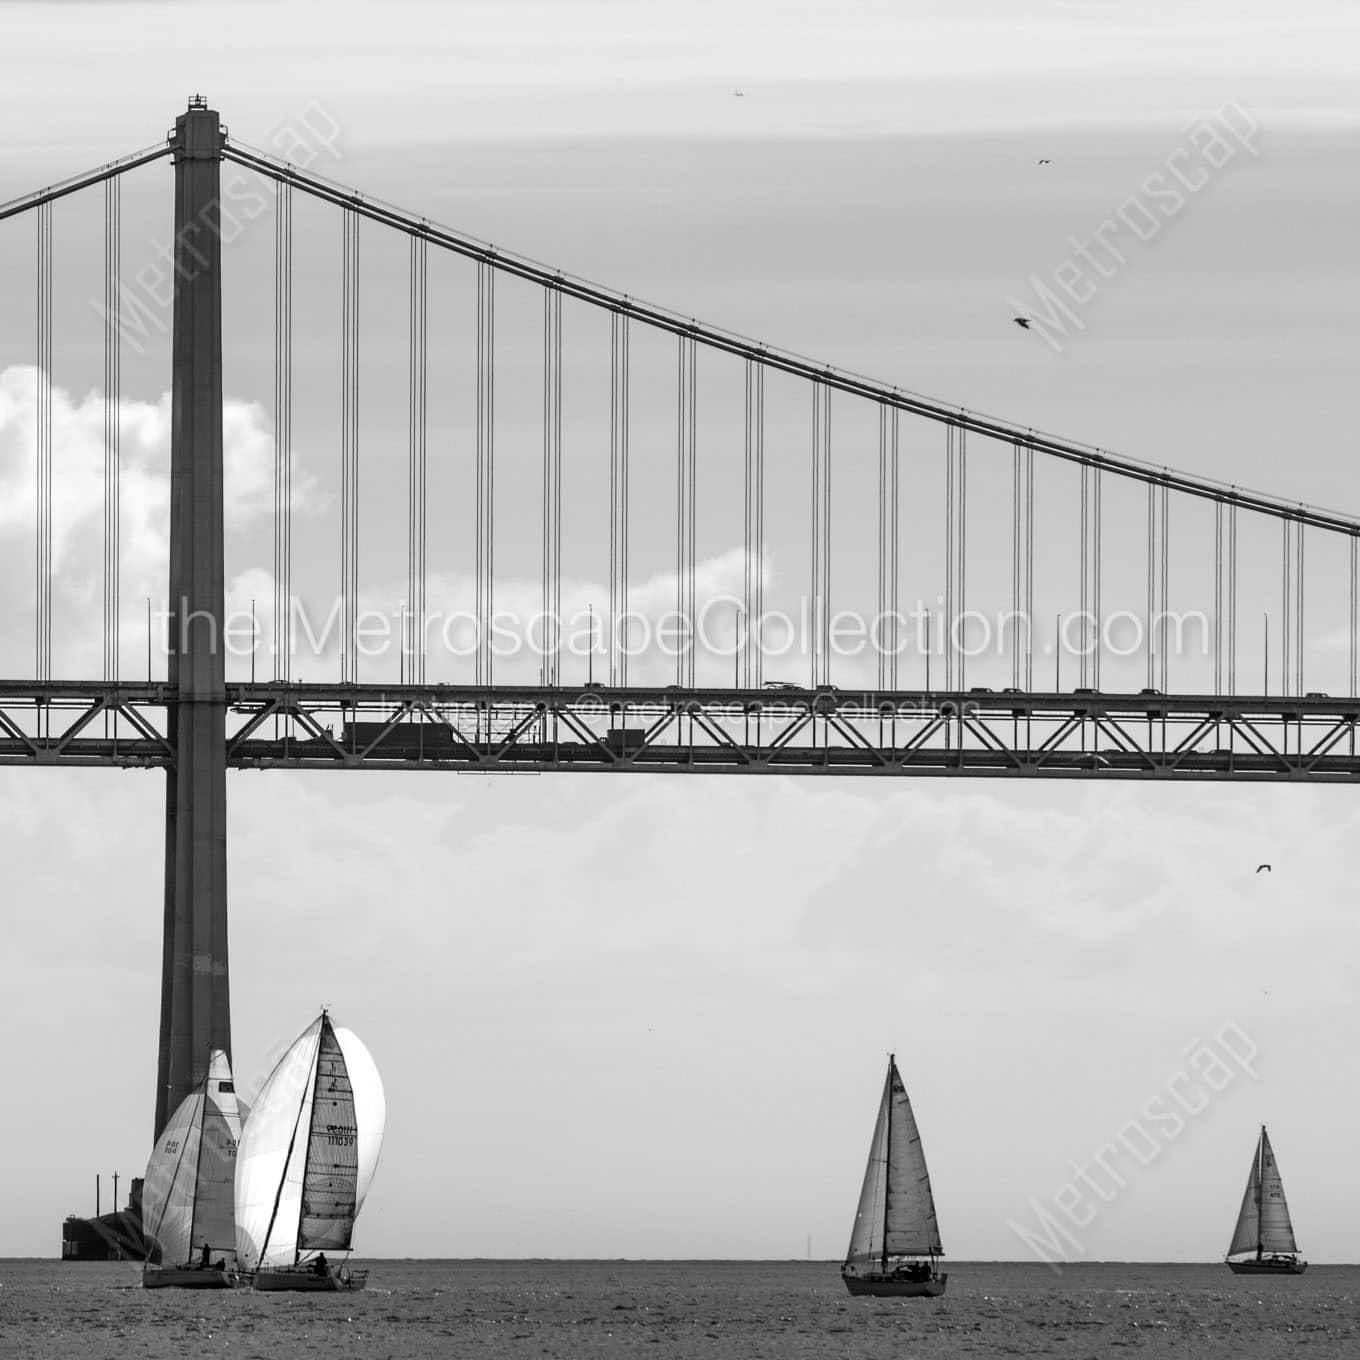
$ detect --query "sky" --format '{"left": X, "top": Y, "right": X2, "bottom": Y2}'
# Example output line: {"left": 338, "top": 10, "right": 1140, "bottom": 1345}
{"left": 0, "top": 0, "right": 1358, "bottom": 1262}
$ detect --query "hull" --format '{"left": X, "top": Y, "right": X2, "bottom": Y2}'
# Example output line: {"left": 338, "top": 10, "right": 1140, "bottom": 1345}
{"left": 843, "top": 1272, "right": 948, "bottom": 1298}
{"left": 1227, "top": 1257, "right": 1307, "bottom": 1276}
{"left": 252, "top": 1266, "right": 368, "bottom": 1292}
{"left": 143, "top": 1265, "right": 235, "bottom": 1289}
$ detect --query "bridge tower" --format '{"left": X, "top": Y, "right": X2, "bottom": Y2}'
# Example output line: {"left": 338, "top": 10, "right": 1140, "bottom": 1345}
{"left": 155, "top": 98, "right": 231, "bottom": 1136}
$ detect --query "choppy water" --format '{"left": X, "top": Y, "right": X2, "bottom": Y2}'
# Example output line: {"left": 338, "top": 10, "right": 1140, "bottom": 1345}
{"left": 2, "top": 1259, "right": 1356, "bottom": 1359}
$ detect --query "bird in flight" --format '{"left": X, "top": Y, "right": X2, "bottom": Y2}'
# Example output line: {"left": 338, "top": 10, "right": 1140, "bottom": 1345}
{"left": 1038, "top": 158, "right": 1051, "bottom": 165}
{"left": 1013, "top": 317, "right": 1032, "bottom": 329}
{"left": 1256, "top": 864, "right": 1271, "bottom": 873}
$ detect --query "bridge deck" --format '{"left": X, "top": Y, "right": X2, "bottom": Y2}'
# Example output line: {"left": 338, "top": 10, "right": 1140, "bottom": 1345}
{"left": 1, "top": 682, "right": 1356, "bottom": 783}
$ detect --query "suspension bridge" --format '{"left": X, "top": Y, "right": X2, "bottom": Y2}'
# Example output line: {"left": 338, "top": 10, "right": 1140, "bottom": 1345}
{"left": 2, "top": 100, "right": 1358, "bottom": 1133}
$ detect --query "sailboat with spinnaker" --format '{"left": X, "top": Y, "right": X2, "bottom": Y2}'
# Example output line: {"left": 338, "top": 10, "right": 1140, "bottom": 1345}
{"left": 141, "top": 1049, "right": 245, "bottom": 1288}
{"left": 841, "top": 1054, "right": 947, "bottom": 1297}
{"left": 234, "top": 1010, "right": 385, "bottom": 1291}
{"left": 1225, "top": 1124, "right": 1307, "bottom": 1275}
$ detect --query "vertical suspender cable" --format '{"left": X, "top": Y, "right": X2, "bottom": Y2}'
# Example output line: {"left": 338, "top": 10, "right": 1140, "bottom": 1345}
{"left": 1078, "top": 464, "right": 1103, "bottom": 689}
{"left": 958, "top": 426, "right": 967, "bottom": 692}
{"left": 1218, "top": 500, "right": 1229, "bottom": 696}
{"left": 738, "top": 358, "right": 765, "bottom": 690}
{"left": 746, "top": 360, "right": 756, "bottom": 688}
{"left": 877, "top": 406, "right": 888, "bottom": 690}
{"left": 103, "top": 176, "right": 121, "bottom": 684}
{"left": 810, "top": 382, "right": 831, "bottom": 687}
{"left": 1145, "top": 483, "right": 1155, "bottom": 691}
{"left": 811, "top": 383, "right": 820, "bottom": 689}
{"left": 944, "top": 426, "right": 954, "bottom": 691}
{"left": 1147, "top": 481, "right": 1169, "bottom": 692}
{"left": 752, "top": 361, "right": 766, "bottom": 687}
{"left": 888, "top": 408, "right": 899, "bottom": 691}
{"left": 675, "top": 335, "right": 697, "bottom": 686}
{"left": 876, "top": 404, "right": 900, "bottom": 690}
{"left": 1011, "top": 442, "right": 1021, "bottom": 691}
{"left": 36, "top": 201, "right": 53, "bottom": 683}
{"left": 1159, "top": 481, "right": 1169, "bottom": 693}
{"left": 1280, "top": 518, "right": 1292, "bottom": 697}
{"left": 1343, "top": 533, "right": 1354, "bottom": 696}
{"left": 273, "top": 181, "right": 293, "bottom": 683}
{"left": 407, "top": 232, "right": 428, "bottom": 685}
{"left": 1228, "top": 502, "right": 1237, "bottom": 694}
{"left": 1295, "top": 522, "right": 1304, "bottom": 696}
{"left": 475, "top": 261, "right": 496, "bottom": 687}
{"left": 1079, "top": 465, "right": 1089, "bottom": 688}
{"left": 943, "top": 424, "right": 966, "bottom": 690}
{"left": 744, "top": 359, "right": 767, "bottom": 690}
{"left": 1091, "top": 467, "right": 1102, "bottom": 689}
{"left": 1025, "top": 442, "right": 1034, "bottom": 690}
{"left": 541, "top": 285, "right": 562, "bottom": 685}
{"left": 609, "top": 311, "right": 631, "bottom": 686}
{"left": 1012, "top": 439, "right": 1035, "bottom": 691}
{"left": 340, "top": 208, "right": 360, "bottom": 684}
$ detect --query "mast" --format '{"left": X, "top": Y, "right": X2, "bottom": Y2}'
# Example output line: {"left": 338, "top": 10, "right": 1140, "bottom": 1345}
{"left": 881, "top": 1054, "right": 893, "bottom": 1275}
{"left": 1256, "top": 1125, "right": 1265, "bottom": 1259}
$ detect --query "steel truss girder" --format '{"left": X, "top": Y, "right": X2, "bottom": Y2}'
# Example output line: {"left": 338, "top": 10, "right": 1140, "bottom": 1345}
{"left": 3, "top": 682, "right": 1360, "bottom": 782}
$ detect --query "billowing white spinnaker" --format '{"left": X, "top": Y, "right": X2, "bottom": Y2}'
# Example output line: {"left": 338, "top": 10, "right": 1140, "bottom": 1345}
{"left": 334, "top": 1026, "right": 386, "bottom": 1221}
{"left": 234, "top": 1014, "right": 386, "bottom": 1271}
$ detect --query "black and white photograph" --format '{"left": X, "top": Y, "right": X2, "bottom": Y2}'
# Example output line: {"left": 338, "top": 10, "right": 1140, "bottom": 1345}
{"left": 0, "top": 2, "right": 1356, "bottom": 1356}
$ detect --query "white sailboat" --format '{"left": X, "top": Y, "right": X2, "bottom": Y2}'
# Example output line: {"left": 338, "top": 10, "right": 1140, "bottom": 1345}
{"left": 234, "top": 1010, "right": 385, "bottom": 1291}
{"left": 141, "top": 1049, "right": 244, "bottom": 1288}
{"left": 842, "top": 1054, "right": 947, "bottom": 1297}
{"left": 1226, "top": 1125, "right": 1307, "bottom": 1275}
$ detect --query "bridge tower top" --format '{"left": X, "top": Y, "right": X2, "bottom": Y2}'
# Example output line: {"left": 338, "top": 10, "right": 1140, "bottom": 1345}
{"left": 171, "top": 97, "right": 223, "bottom": 161}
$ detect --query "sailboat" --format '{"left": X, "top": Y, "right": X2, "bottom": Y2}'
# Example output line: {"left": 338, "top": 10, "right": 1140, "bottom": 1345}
{"left": 1226, "top": 1125, "right": 1307, "bottom": 1275}
{"left": 234, "top": 1010, "right": 385, "bottom": 1291}
{"left": 141, "top": 1049, "right": 244, "bottom": 1288}
{"left": 841, "top": 1054, "right": 947, "bottom": 1297}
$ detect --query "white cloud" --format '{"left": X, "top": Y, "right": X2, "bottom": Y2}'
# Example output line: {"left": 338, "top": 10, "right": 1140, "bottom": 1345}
{"left": 0, "top": 366, "right": 316, "bottom": 678}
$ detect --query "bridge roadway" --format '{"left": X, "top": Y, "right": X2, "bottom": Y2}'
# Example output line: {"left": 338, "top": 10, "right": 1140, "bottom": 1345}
{"left": 1, "top": 681, "right": 1359, "bottom": 782}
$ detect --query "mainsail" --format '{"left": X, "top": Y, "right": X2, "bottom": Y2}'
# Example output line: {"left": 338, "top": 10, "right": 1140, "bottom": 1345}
{"left": 299, "top": 1020, "right": 359, "bottom": 1250}
{"left": 845, "top": 1057, "right": 943, "bottom": 1269}
{"left": 141, "top": 1050, "right": 243, "bottom": 1266}
{"left": 234, "top": 1012, "right": 386, "bottom": 1270}
{"left": 1228, "top": 1126, "right": 1299, "bottom": 1258}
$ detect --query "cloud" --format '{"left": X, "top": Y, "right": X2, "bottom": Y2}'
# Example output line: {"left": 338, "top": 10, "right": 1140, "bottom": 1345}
{"left": 0, "top": 366, "right": 316, "bottom": 678}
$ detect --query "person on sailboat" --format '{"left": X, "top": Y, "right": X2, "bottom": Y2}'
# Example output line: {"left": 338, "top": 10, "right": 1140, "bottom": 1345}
{"left": 313, "top": 1253, "right": 329, "bottom": 1278}
{"left": 199, "top": 1244, "right": 212, "bottom": 1270}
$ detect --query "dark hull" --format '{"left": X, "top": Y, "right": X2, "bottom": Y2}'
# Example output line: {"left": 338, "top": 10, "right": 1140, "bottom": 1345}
{"left": 143, "top": 1265, "right": 235, "bottom": 1289}
{"left": 843, "top": 1272, "right": 947, "bottom": 1298}
{"left": 1227, "top": 1257, "right": 1307, "bottom": 1276}
{"left": 252, "top": 1266, "right": 368, "bottom": 1292}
